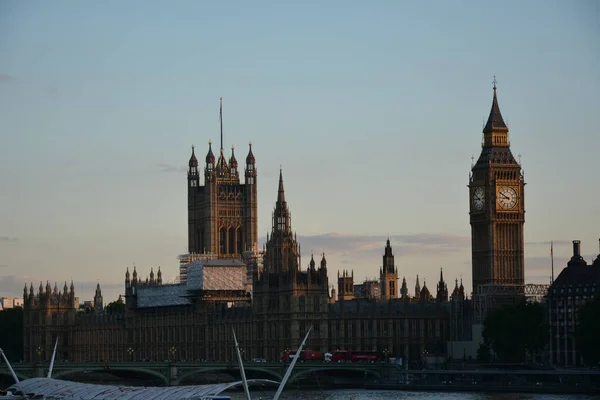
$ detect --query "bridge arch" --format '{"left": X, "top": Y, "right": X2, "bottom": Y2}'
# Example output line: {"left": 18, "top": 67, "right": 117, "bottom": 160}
{"left": 290, "top": 365, "right": 381, "bottom": 384}
{"left": 178, "top": 366, "right": 281, "bottom": 384}
{"left": 0, "top": 370, "right": 30, "bottom": 382}
{"left": 53, "top": 367, "right": 169, "bottom": 386}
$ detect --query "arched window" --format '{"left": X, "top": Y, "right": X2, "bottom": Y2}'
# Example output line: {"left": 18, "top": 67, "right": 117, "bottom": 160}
{"left": 220, "top": 227, "right": 226, "bottom": 254}
{"left": 236, "top": 227, "right": 243, "bottom": 254}
{"left": 228, "top": 227, "right": 235, "bottom": 254}
{"left": 299, "top": 296, "right": 306, "bottom": 312}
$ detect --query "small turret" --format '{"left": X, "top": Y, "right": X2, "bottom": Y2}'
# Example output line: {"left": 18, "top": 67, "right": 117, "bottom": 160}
{"left": 157, "top": 267, "right": 162, "bottom": 285}
{"left": 205, "top": 140, "right": 215, "bottom": 165}
{"left": 132, "top": 266, "right": 138, "bottom": 285}
{"left": 400, "top": 277, "right": 408, "bottom": 299}
{"left": 149, "top": 267, "right": 155, "bottom": 285}
{"left": 125, "top": 267, "right": 131, "bottom": 288}
{"left": 189, "top": 145, "right": 198, "bottom": 168}
{"left": 246, "top": 142, "right": 255, "bottom": 165}
{"left": 320, "top": 253, "right": 327, "bottom": 276}
{"left": 63, "top": 281, "right": 68, "bottom": 295}
{"left": 420, "top": 280, "right": 431, "bottom": 302}
{"left": 94, "top": 283, "right": 103, "bottom": 313}
{"left": 188, "top": 145, "right": 199, "bottom": 188}
{"left": 436, "top": 267, "right": 448, "bottom": 302}
{"left": 229, "top": 146, "right": 238, "bottom": 177}
{"left": 414, "top": 275, "right": 421, "bottom": 300}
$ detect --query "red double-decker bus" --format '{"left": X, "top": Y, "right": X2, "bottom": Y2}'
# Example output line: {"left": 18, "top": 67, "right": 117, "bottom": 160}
{"left": 280, "top": 349, "right": 324, "bottom": 362}
{"left": 330, "top": 350, "right": 379, "bottom": 363}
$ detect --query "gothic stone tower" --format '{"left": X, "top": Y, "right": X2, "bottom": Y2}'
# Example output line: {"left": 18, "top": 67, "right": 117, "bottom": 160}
{"left": 469, "top": 80, "right": 525, "bottom": 296}
{"left": 380, "top": 239, "right": 398, "bottom": 299}
{"left": 187, "top": 100, "right": 258, "bottom": 257}
{"left": 253, "top": 170, "right": 329, "bottom": 360}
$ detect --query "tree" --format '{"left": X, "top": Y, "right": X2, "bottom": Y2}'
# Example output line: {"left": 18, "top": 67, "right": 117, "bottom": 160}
{"left": 0, "top": 307, "right": 24, "bottom": 362}
{"left": 105, "top": 300, "right": 125, "bottom": 315}
{"left": 575, "top": 292, "right": 600, "bottom": 366}
{"left": 477, "top": 343, "right": 492, "bottom": 363}
{"left": 481, "top": 300, "right": 548, "bottom": 363}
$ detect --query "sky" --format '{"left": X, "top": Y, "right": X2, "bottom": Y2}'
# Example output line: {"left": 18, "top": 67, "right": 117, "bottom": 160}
{"left": 1, "top": 0, "right": 599, "bottom": 303}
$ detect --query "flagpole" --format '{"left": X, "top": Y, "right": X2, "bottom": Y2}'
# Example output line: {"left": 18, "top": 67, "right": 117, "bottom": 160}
{"left": 551, "top": 241, "right": 554, "bottom": 284}
{"left": 219, "top": 97, "right": 223, "bottom": 151}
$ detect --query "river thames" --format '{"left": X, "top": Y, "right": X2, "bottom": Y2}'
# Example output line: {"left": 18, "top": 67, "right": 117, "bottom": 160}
{"left": 227, "top": 390, "right": 599, "bottom": 399}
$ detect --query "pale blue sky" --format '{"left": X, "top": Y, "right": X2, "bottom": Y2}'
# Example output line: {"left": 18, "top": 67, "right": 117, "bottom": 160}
{"left": 1, "top": 1, "right": 598, "bottom": 302}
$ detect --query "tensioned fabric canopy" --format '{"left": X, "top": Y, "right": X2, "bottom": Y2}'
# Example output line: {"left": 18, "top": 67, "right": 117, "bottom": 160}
{"left": 9, "top": 377, "right": 278, "bottom": 399}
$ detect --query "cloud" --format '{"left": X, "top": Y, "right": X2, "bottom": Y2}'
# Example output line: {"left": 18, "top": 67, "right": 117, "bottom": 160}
{"left": 0, "top": 236, "right": 19, "bottom": 242}
{"left": 0, "top": 275, "right": 36, "bottom": 296}
{"left": 0, "top": 264, "right": 7, "bottom": 268}
{"left": 154, "top": 164, "right": 187, "bottom": 173}
{"left": 75, "top": 281, "right": 124, "bottom": 295}
{"left": 260, "top": 232, "right": 470, "bottom": 257}
{"left": 0, "top": 73, "right": 14, "bottom": 83}
{"left": 525, "top": 240, "right": 572, "bottom": 246}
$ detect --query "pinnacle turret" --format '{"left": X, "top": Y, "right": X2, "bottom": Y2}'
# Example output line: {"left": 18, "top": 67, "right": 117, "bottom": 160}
{"left": 205, "top": 141, "right": 215, "bottom": 164}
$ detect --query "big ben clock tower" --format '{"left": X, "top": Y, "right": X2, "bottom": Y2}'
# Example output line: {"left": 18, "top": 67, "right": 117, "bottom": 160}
{"left": 469, "top": 78, "right": 525, "bottom": 297}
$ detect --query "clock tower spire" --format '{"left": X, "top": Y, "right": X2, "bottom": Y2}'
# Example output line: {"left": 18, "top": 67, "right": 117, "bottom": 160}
{"left": 469, "top": 79, "right": 525, "bottom": 305}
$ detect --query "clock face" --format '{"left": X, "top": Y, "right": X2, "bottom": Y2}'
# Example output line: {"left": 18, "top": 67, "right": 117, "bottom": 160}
{"left": 472, "top": 187, "right": 485, "bottom": 211}
{"left": 497, "top": 186, "right": 518, "bottom": 210}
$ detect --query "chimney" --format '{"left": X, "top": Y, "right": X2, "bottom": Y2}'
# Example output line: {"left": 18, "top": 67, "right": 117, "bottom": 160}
{"left": 573, "top": 240, "right": 581, "bottom": 257}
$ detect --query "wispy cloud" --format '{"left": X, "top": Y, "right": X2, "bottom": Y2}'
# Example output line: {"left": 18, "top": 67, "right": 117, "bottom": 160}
{"left": 75, "top": 281, "right": 124, "bottom": 295}
{"left": 260, "top": 232, "right": 470, "bottom": 257}
{"left": 0, "top": 73, "right": 14, "bottom": 83}
{"left": 154, "top": 164, "right": 187, "bottom": 173}
{"left": 0, "top": 264, "right": 7, "bottom": 269}
{"left": 0, "top": 236, "right": 19, "bottom": 242}
{"left": 525, "top": 240, "right": 572, "bottom": 246}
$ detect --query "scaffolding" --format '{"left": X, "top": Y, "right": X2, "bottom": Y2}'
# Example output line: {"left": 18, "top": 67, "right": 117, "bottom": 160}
{"left": 178, "top": 253, "right": 219, "bottom": 283}
{"left": 474, "top": 283, "right": 550, "bottom": 324}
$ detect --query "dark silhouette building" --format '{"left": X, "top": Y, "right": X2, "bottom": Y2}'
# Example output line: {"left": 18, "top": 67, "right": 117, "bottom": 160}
{"left": 547, "top": 240, "right": 600, "bottom": 367}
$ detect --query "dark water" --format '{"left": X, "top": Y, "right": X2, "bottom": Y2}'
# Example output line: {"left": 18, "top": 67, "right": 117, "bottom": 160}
{"left": 227, "top": 390, "right": 599, "bottom": 399}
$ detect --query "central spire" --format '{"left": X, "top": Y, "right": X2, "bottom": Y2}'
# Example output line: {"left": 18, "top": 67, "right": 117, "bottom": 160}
{"left": 483, "top": 76, "right": 508, "bottom": 134}
{"left": 277, "top": 167, "right": 286, "bottom": 205}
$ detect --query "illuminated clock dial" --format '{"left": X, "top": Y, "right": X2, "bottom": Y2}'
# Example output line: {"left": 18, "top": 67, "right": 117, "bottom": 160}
{"left": 472, "top": 187, "right": 485, "bottom": 211}
{"left": 498, "top": 186, "right": 518, "bottom": 209}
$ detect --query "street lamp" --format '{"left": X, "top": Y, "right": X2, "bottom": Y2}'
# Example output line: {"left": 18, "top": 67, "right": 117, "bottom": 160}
{"left": 35, "top": 346, "right": 42, "bottom": 362}
{"left": 239, "top": 347, "right": 244, "bottom": 361}
{"left": 169, "top": 346, "right": 177, "bottom": 361}
{"left": 383, "top": 348, "right": 389, "bottom": 363}
{"left": 127, "top": 347, "right": 134, "bottom": 362}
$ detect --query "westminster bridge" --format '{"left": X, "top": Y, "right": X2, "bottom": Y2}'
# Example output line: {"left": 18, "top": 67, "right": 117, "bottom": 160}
{"left": 3, "top": 361, "right": 600, "bottom": 392}
{"left": 1, "top": 361, "right": 390, "bottom": 386}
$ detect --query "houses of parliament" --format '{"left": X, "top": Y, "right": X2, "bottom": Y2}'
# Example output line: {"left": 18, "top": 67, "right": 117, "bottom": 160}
{"left": 22, "top": 84, "right": 527, "bottom": 365}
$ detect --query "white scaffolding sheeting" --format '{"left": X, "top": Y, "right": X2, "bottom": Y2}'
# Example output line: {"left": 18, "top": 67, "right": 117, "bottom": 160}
{"left": 187, "top": 260, "right": 247, "bottom": 291}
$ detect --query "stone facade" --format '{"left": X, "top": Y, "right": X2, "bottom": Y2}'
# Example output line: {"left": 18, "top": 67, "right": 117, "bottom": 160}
{"left": 22, "top": 175, "right": 466, "bottom": 365}
{"left": 469, "top": 81, "right": 526, "bottom": 313}
{"left": 187, "top": 140, "right": 258, "bottom": 257}
{"left": 22, "top": 93, "right": 502, "bottom": 365}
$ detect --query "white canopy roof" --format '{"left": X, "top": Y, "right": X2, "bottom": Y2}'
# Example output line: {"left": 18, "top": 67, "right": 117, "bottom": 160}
{"left": 9, "top": 378, "right": 278, "bottom": 399}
